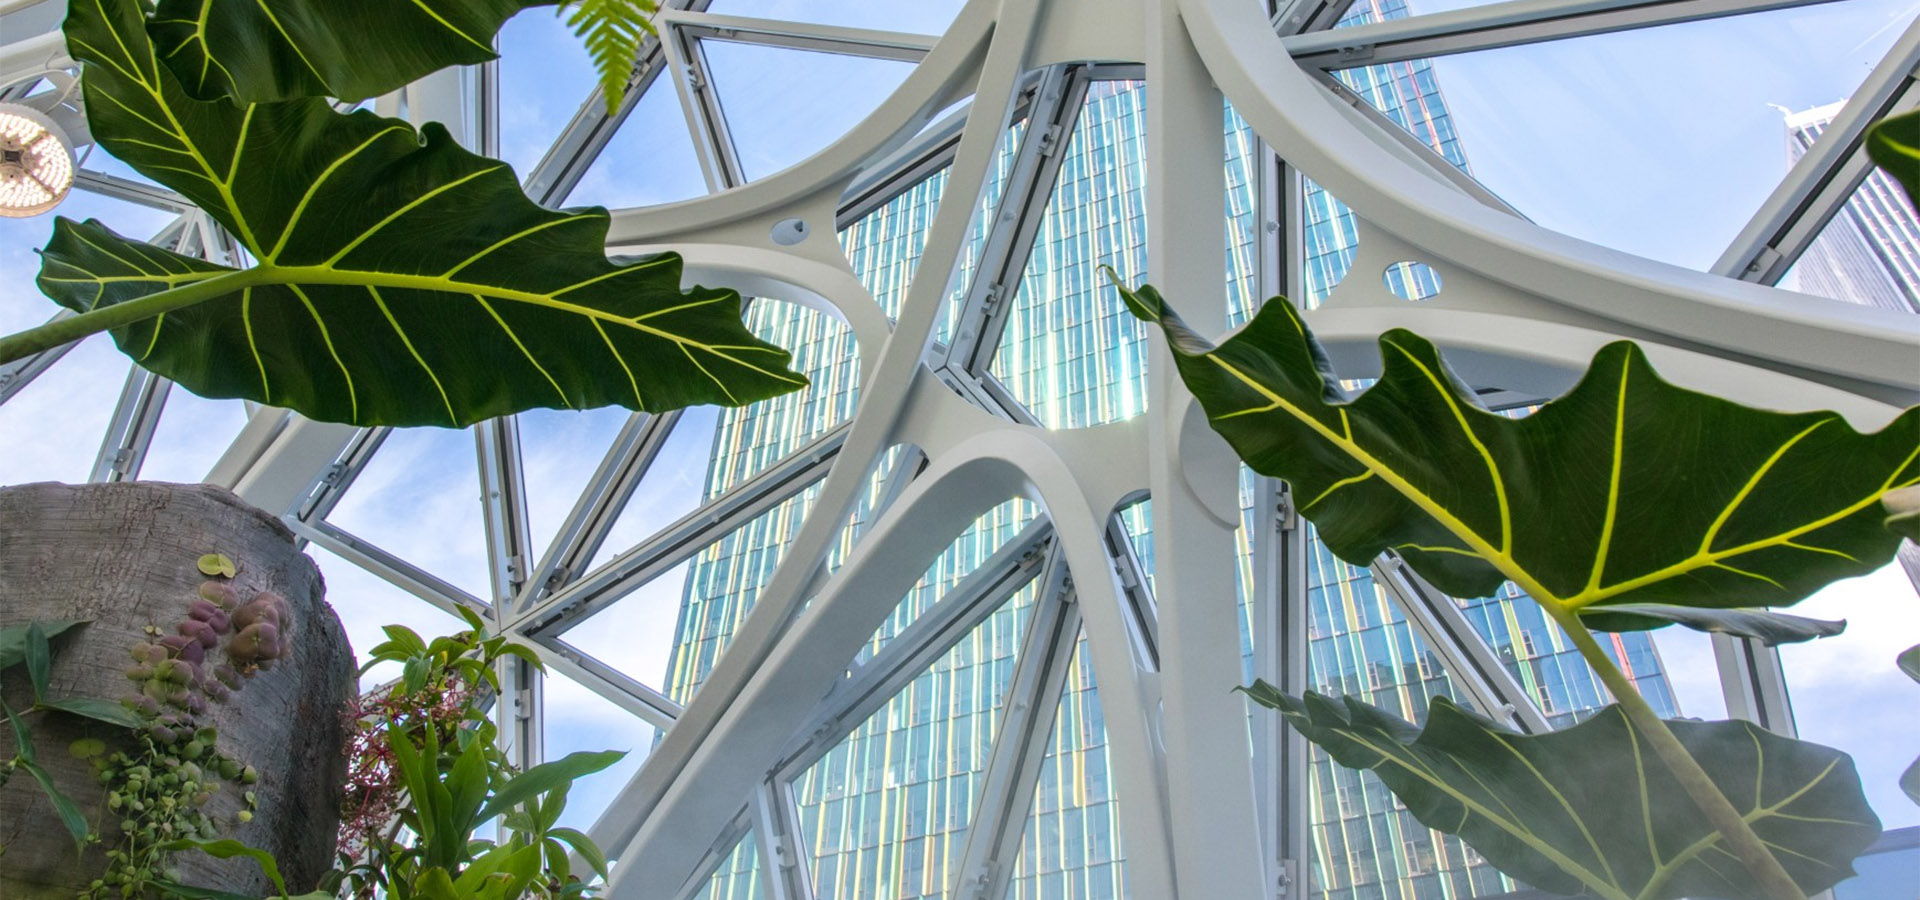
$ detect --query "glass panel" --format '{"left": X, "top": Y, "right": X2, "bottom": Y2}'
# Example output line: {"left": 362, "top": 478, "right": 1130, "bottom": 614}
{"left": 686, "top": 829, "right": 767, "bottom": 900}
{"left": 990, "top": 81, "right": 1151, "bottom": 429}
{"left": 499, "top": 5, "right": 599, "bottom": 180}
{"left": 323, "top": 424, "right": 492, "bottom": 602}
{"left": 1777, "top": 562, "right": 1920, "bottom": 831}
{"left": 1225, "top": 101, "right": 1262, "bottom": 324}
{"left": 589, "top": 404, "right": 722, "bottom": 570}
{"left": 711, "top": 301, "right": 861, "bottom": 495}
{"left": 703, "top": 41, "right": 915, "bottom": 181}
{"left": 565, "top": 78, "right": 711, "bottom": 209}
{"left": 795, "top": 580, "right": 1039, "bottom": 899}
{"left": 0, "top": 336, "right": 129, "bottom": 486}
{"left": 860, "top": 498, "right": 1040, "bottom": 663}
{"left": 0, "top": 191, "right": 186, "bottom": 486}
{"left": 1298, "top": 531, "right": 1680, "bottom": 898}
{"left": 705, "top": 0, "right": 965, "bottom": 35}
{"left": 566, "top": 482, "right": 821, "bottom": 703}
{"left": 543, "top": 667, "right": 657, "bottom": 829}
{"left": 838, "top": 114, "right": 1023, "bottom": 345}
{"left": 303, "top": 543, "right": 470, "bottom": 690}
{"left": 518, "top": 406, "right": 635, "bottom": 555}
{"left": 842, "top": 169, "right": 948, "bottom": 322}
{"left": 137, "top": 387, "right": 250, "bottom": 484}
{"left": 1333, "top": 0, "right": 1917, "bottom": 271}
{"left": 1779, "top": 105, "right": 1920, "bottom": 313}
{"left": 1006, "top": 634, "right": 1128, "bottom": 900}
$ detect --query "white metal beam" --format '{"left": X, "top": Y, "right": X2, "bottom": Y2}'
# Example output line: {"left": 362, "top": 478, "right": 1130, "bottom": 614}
{"left": 1282, "top": 0, "right": 1845, "bottom": 69}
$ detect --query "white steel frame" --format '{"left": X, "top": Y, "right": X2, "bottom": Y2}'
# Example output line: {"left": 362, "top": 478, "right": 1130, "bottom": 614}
{"left": 2, "top": 0, "right": 1918, "bottom": 897}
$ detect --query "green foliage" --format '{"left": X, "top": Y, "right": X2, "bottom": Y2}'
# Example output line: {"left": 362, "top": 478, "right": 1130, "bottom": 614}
{"left": 0, "top": 619, "right": 86, "bottom": 670}
{"left": 334, "top": 616, "right": 622, "bottom": 900}
{"left": 148, "top": 0, "right": 553, "bottom": 105}
{"left": 562, "top": 0, "right": 661, "bottom": 112}
{"left": 1109, "top": 270, "right": 1917, "bottom": 636}
{"left": 1113, "top": 268, "right": 1917, "bottom": 899}
{"left": 11, "top": 0, "right": 804, "bottom": 428}
{"left": 1243, "top": 685, "right": 1879, "bottom": 900}
{"left": 2, "top": 619, "right": 108, "bottom": 853}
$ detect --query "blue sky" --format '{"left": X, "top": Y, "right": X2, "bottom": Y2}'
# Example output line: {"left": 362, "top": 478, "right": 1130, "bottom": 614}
{"left": 1, "top": 0, "right": 1915, "bottom": 841}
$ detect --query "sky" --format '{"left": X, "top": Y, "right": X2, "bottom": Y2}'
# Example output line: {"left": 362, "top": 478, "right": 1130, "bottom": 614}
{"left": 0, "top": 0, "right": 1916, "bottom": 854}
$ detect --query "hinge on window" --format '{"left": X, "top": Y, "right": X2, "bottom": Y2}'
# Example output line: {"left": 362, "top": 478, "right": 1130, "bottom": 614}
{"left": 980, "top": 282, "right": 1006, "bottom": 315}
{"left": 1035, "top": 123, "right": 1064, "bottom": 158}
{"left": 1334, "top": 44, "right": 1376, "bottom": 63}
{"left": 1743, "top": 244, "right": 1785, "bottom": 281}
{"left": 110, "top": 447, "right": 139, "bottom": 477}
{"left": 1276, "top": 485, "right": 1299, "bottom": 532}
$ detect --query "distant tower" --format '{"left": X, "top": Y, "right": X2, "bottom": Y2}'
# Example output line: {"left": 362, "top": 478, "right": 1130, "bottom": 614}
{"left": 1785, "top": 100, "right": 1920, "bottom": 314}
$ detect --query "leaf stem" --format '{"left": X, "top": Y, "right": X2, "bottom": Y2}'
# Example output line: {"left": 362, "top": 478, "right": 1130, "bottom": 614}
{"left": 0, "top": 268, "right": 266, "bottom": 366}
{"left": 1543, "top": 602, "right": 1807, "bottom": 900}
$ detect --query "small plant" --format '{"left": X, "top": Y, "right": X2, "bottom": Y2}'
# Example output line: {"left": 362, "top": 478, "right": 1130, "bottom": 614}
{"left": 3, "top": 620, "right": 144, "bottom": 855}
{"left": 328, "top": 608, "right": 620, "bottom": 900}
{"left": 83, "top": 554, "right": 276, "bottom": 899}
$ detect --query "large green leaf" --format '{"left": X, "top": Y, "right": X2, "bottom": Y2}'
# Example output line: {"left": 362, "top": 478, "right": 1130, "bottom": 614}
{"left": 1244, "top": 684, "right": 1880, "bottom": 900}
{"left": 1112, "top": 275, "right": 1919, "bottom": 629}
{"left": 41, "top": 0, "right": 805, "bottom": 427}
{"left": 149, "top": 0, "right": 553, "bottom": 104}
{"left": 1866, "top": 108, "right": 1920, "bottom": 208}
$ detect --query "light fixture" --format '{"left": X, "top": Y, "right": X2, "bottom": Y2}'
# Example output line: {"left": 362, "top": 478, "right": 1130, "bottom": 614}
{"left": 0, "top": 102, "right": 76, "bottom": 218}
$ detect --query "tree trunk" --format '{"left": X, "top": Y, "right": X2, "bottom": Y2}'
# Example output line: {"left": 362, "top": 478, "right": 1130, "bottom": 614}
{"left": 0, "top": 482, "right": 354, "bottom": 897}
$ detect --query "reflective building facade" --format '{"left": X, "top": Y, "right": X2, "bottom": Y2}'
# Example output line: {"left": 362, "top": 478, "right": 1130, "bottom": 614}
{"left": 1787, "top": 100, "right": 1920, "bottom": 314}
{"left": 665, "top": 3, "right": 1679, "bottom": 897}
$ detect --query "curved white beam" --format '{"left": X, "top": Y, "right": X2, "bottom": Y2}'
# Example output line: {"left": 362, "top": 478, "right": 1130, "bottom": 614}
{"left": 1180, "top": 0, "right": 1920, "bottom": 402}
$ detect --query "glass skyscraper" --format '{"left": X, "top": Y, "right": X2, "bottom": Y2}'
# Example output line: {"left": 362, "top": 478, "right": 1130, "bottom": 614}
{"left": 662, "top": 3, "right": 1678, "bottom": 897}
{"left": 1786, "top": 100, "right": 1920, "bottom": 314}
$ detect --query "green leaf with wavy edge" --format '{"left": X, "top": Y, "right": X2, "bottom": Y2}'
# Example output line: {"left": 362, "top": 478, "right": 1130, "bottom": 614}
{"left": 1581, "top": 604, "right": 1844, "bottom": 646}
{"left": 1885, "top": 485, "right": 1919, "bottom": 542}
{"left": 149, "top": 0, "right": 554, "bottom": 104}
{"left": 1241, "top": 683, "right": 1880, "bottom": 900}
{"left": 1110, "top": 273, "right": 1920, "bottom": 629}
{"left": 0, "top": 619, "right": 85, "bottom": 672}
{"left": 1866, "top": 108, "right": 1920, "bottom": 209}
{"left": 40, "top": 0, "right": 805, "bottom": 428}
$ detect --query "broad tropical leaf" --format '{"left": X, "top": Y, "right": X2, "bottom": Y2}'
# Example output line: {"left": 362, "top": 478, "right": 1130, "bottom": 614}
{"left": 1866, "top": 108, "right": 1920, "bottom": 207}
{"left": 1580, "top": 604, "right": 1844, "bottom": 645}
{"left": 564, "top": 0, "right": 661, "bottom": 111}
{"left": 43, "top": 0, "right": 804, "bottom": 427}
{"left": 149, "top": 0, "right": 554, "bottom": 104}
{"left": 1243, "top": 684, "right": 1880, "bottom": 900}
{"left": 1112, "top": 275, "right": 1919, "bottom": 629}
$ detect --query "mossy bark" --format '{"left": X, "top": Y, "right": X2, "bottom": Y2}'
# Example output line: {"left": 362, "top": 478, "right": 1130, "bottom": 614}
{"left": 0, "top": 482, "right": 354, "bottom": 897}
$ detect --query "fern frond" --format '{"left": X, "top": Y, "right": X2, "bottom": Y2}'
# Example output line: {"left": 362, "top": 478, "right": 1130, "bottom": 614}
{"left": 562, "top": 0, "right": 660, "bottom": 112}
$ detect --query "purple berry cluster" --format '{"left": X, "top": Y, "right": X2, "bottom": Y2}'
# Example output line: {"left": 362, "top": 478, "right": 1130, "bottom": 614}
{"left": 121, "top": 580, "right": 294, "bottom": 743}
